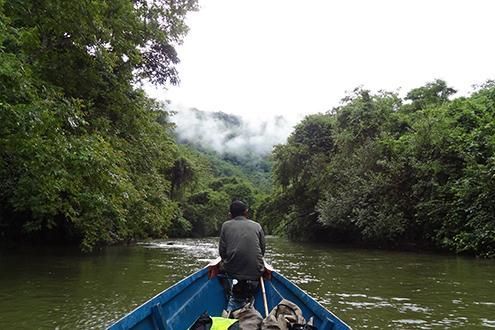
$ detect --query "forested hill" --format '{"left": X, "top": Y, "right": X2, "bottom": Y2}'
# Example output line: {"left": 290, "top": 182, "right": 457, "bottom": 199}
{"left": 259, "top": 80, "right": 495, "bottom": 258}
{"left": 160, "top": 108, "right": 287, "bottom": 239}
{"left": 170, "top": 107, "right": 289, "bottom": 191}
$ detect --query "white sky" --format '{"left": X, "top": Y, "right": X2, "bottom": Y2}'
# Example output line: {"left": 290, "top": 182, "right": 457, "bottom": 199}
{"left": 146, "top": 0, "right": 495, "bottom": 121}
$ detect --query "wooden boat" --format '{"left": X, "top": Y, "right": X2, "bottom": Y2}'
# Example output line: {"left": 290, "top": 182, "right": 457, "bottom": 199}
{"left": 108, "top": 258, "right": 351, "bottom": 330}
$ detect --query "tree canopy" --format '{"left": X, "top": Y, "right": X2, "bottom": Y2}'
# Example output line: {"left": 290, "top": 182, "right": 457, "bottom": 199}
{"left": 261, "top": 80, "right": 495, "bottom": 258}
{"left": 0, "top": 0, "right": 198, "bottom": 250}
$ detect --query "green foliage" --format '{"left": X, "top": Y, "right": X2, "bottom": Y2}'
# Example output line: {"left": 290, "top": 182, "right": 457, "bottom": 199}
{"left": 263, "top": 114, "right": 335, "bottom": 240}
{"left": 4, "top": 0, "right": 492, "bottom": 259}
{"left": 162, "top": 143, "right": 266, "bottom": 238}
{"left": 182, "top": 189, "right": 229, "bottom": 237}
{"left": 405, "top": 79, "right": 456, "bottom": 111}
{"left": 168, "top": 213, "right": 193, "bottom": 238}
{"left": 186, "top": 174, "right": 261, "bottom": 237}
{"left": 172, "top": 109, "right": 274, "bottom": 191}
{"left": 169, "top": 156, "right": 196, "bottom": 199}
{"left": 180, "top": 143, "right": 273, "bottom": 192}
{"left": 267, "top": 81, "right": 495, "bottom": 257}
{"left": 0, "top": 0, "right": 197, "bottom": 250}
{"left": 221, "top": 151, "right": 272, "bottom": 192}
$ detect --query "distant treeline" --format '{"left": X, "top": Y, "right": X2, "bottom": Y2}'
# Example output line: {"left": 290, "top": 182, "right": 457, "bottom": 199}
{"left": 0, "top": 0, "right": 266, "bottom": 250}
{"left": 258, "top": 80, "right": 495, "bottom": 258}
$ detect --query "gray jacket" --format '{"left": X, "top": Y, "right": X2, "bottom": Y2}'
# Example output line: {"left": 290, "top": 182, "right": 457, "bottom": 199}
{"left": 219, "top": 216, "right": 265, "bottom": 280}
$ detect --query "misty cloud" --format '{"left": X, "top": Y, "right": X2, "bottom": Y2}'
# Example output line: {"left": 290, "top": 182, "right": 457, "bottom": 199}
{"left": 170, "top": 107, "right": 295, "bottom": 156}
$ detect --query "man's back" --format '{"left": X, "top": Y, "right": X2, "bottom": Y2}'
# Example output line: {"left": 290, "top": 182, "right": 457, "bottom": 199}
{"left": 219, "top": 216, "right": 265, "bottom": 280}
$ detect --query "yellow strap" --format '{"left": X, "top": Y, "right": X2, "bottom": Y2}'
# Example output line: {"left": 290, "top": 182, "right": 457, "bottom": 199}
{"left": 210, "top": 316, "right": 238, "bottom": 330}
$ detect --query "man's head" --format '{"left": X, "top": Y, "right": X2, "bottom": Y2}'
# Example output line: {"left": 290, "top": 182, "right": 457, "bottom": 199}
{"left": 229, "top": 200, "right": 248, "bottom": 218}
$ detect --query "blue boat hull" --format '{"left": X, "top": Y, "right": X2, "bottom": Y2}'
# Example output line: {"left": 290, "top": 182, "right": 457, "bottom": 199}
{"left": 108, "top": 262, "right": 351, "bottom": 330}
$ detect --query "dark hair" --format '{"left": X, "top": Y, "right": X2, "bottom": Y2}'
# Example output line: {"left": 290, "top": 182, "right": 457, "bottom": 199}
{"left": 230, "top": 200, "right": 248, "bottom": 217}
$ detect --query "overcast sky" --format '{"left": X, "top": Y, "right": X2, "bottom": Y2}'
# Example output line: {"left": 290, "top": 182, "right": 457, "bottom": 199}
{"left": 146, "top": 0, "right": 495, "bottom": 121}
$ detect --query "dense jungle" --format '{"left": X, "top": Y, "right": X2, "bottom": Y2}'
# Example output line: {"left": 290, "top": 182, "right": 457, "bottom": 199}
{"left": 1, "top": 0, "right": 494, "bottom": 258}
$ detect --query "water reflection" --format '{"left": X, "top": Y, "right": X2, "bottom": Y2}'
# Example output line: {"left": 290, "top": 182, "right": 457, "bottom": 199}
{"left": 263, "top": 238, "right": 495, "bottom": 329}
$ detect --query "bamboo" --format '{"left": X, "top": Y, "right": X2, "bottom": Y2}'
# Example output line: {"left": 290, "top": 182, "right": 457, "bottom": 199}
{"left": 260, "top": 276, "right": 269, "bottom": 317}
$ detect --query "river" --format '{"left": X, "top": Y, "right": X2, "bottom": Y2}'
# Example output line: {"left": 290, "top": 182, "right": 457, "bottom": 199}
{"left": 0, "top": 237, "right": 494, "bottom": 329}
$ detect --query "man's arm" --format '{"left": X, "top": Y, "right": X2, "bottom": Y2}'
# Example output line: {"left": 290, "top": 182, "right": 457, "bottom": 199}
{"left": 219, "top": 224, "right": 226, "bottom": 259}
{"left": 259, "top": 225, "right": 266, "bottom": 256}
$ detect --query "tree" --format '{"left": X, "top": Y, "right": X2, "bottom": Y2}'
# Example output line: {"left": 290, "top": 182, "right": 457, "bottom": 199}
{"left": 169, "top": 157, "right": 196, "bottom": 199}
{"left": 0, "top": 0, "right": 198, "bottom": 250}
{"left": 266, "top": 81, "right": 495, "bottom": 257}
{"left": 270, "top": 114, "right": 335, "bottom": 240}
{"left": 405, "top": 79, "right": 456, "bottom": 111}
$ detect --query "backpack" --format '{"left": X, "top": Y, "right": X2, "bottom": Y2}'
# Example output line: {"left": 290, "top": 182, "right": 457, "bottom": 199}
{"left": 223, "top": 301, "right": 263, "bottom": 330}
{"left": 261, "top": 299, "right": 316, "bottom": 330}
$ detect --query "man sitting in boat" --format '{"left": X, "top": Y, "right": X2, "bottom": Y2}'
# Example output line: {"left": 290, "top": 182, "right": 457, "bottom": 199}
{"left": 219, "top": 200, "right": 266, "bottom": 311}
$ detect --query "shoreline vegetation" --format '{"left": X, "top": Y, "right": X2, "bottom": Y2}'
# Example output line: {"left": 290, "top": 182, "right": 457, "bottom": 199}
{"left": 1, "top": 2, "right": 493, "bottom": 257}
{"left": 259, "top": 81, "right": 495, "bottom": 259}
